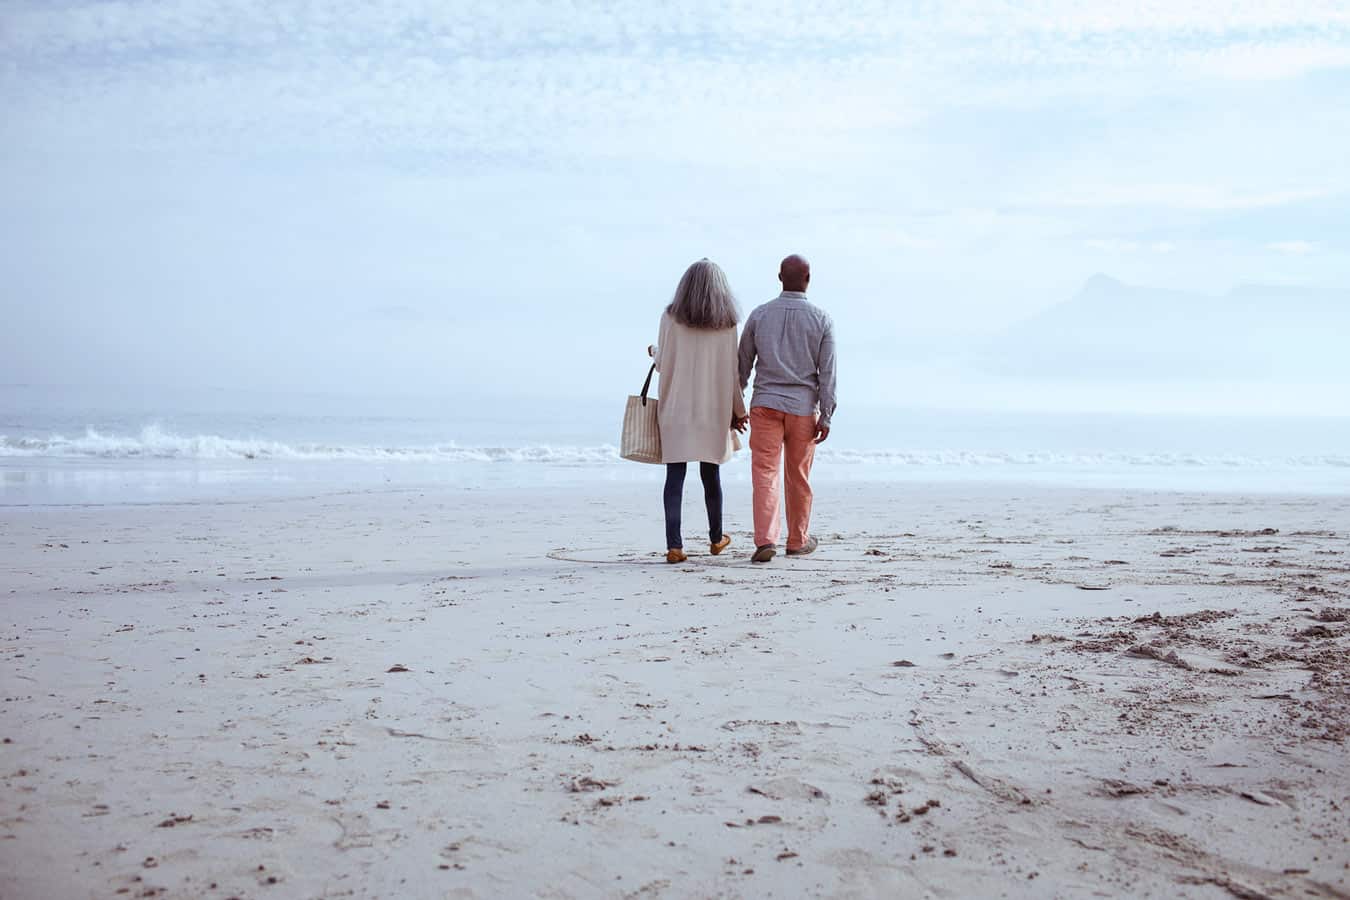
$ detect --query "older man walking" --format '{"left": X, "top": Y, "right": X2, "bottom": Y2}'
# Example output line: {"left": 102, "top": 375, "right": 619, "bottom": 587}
{"left": 737, "top": 254, "right": 837, "bottom": 563}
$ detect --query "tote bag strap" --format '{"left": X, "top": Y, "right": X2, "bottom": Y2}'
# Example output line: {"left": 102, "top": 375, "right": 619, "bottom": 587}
{"left": 640, "top": 364, "right": 656, "bottom": 406}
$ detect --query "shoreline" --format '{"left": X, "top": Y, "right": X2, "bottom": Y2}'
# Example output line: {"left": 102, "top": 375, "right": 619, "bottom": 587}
{"left": 4, "top": 462, "right": 1349, "bottom": 510}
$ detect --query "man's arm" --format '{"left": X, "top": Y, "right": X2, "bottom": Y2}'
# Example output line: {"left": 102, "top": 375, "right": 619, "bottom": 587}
{"left": 737, "top": 312, "right": 757, "bottom": 390}
{"left": 815, "top": 314, "right": 837, "bottom": 443}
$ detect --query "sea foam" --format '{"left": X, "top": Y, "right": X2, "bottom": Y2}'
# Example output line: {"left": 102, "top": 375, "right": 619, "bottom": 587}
{"left": 2, "top": 425, "right": 1346, "bottom": 469}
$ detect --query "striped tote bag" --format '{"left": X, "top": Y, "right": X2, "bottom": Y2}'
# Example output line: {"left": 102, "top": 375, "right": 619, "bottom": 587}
{"left": 620, "top": 364, "right": 662, "bottom": 464}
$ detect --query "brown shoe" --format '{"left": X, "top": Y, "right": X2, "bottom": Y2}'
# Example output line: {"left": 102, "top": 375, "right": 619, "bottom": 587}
{"left": 666, "top": 549, "right": 688, "bottom": 564}
{"left": 786, "top": 536, "right": 819, "bottom": 556}
{"left": 710, "top": 535, "right": 731, "bottom": 555}
{"left": 751, "top": 545, "right": 776, "bottom": 563}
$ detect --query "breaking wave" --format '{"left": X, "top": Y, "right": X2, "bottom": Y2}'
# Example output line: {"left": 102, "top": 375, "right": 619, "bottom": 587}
{"left": 2, "top": 425, "right": 1347, "bottom": 469}
{"left": 0, "top": 426, "right": 618, "bottom": 464}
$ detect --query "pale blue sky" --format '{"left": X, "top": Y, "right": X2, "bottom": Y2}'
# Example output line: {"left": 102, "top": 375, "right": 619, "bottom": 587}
{"left": 2, "top": 1, "right": 1348, "bottom": 413}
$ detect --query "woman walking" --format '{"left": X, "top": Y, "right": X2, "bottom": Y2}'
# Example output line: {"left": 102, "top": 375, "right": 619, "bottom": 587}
{"left": 649, "top": 259, "right": 748, "bottom": 563}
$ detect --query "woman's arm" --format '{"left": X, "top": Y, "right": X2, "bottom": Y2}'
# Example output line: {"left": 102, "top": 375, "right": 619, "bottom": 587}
{"left": 730, "top": 328, "right": 748, "bottom": 420}
{"left": 651, "top": 314, "right": 670, "bottom": 372}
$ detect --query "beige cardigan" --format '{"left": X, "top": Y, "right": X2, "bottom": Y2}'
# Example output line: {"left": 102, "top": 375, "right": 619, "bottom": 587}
{"left": 652, "top": 313, "right": 748, "bottom": 465}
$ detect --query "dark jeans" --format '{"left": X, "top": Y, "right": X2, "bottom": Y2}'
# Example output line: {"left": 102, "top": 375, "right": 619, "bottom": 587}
{"left": 664, "top": 462, "right": 722, "bottom": 550}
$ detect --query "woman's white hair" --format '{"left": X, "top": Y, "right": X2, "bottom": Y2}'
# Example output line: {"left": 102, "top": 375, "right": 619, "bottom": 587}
{"left": 666, "top": 258, "right": 740, "bottom": 330}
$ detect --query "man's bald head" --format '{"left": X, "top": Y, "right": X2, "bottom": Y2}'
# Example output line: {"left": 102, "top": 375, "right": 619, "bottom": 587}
{"left": 779, "top": 254, "right": 810, "bottom": 293}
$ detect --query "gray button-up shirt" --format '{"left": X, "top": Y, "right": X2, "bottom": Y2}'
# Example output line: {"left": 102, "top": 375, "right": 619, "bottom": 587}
{"left": 738, "top": 292, "right": 837, "bottom": 426}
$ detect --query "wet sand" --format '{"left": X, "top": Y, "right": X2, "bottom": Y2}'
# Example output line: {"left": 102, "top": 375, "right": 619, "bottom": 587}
{"left": 1, "top": 482, "right": 1347, "bottom": 898}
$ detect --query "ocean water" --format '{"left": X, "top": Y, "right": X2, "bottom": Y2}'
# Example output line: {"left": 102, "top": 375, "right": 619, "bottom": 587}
{"left": 2, "top": 385, "right": 1347, "bottom": 504}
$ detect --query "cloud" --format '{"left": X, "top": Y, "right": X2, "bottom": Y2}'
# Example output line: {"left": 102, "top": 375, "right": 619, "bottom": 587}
{"left": 2, "top": 0, "right": 1348, "bottom": 402}
{"left": 4, "top": 1, "right": 1349, "bottom": 167}
{"left": 1084, "top": 239, "right": 1177, "bottom": 253}
{"left": 1186, "top": 42, "right": 1350, "bottom": 80}
{"left": 365, "top": 304, "right": 428, "bottom": 322}
{"left": 1038, "top": 185, "right": 1334, "bottom": 212}
{"left": 1268, "top": 240, "right": 1321, "bottom": 255}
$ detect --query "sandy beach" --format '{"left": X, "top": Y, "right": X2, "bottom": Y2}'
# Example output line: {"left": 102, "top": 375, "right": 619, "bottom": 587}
{"left": 2, "top": 480, "right": 1347, "bottom": 898}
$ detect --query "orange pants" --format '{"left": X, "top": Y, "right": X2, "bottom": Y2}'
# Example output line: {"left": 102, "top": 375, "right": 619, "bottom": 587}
{"left": 749, "top": 406, "right": 817, "bottom": 550}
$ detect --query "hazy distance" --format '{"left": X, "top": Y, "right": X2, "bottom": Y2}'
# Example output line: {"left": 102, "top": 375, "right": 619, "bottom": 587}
{"left": 2, "top": 2, "right": 1348, "bottom": 417}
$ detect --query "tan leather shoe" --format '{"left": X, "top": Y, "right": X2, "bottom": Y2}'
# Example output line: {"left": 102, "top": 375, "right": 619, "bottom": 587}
{"left": 752, "top": 545, "right": 776, "bottom": 563}
{"left": 786, "top": 535, "right": 819, "bottom": 556}
{"left": 666, "top": 549, "right": 688, "bottom": 564}
{"left": 710, "top": 535, "right": 731, "bottom": 555}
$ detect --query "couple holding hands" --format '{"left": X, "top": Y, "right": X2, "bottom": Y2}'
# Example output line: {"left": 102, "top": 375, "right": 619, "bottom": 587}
{"left": 646, "top": 255, "right": 837, "bottom": 564}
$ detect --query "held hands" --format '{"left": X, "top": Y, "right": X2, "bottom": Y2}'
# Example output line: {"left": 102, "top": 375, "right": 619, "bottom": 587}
{"left": 814, "top": 420, "right": 831, "bottom": 444}
{"left": 647, "top": 344, "right": 656, "bottom": 358}
{"left": 731, "top": 415, "right": 749, "bottom": 433}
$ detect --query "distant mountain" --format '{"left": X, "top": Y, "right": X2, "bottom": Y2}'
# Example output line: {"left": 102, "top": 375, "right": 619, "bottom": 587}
{"left": 981, "top": 275, "right": 1350, "bottom": 381}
